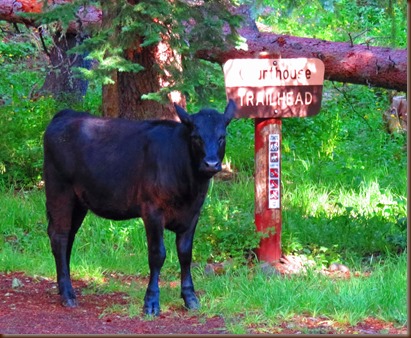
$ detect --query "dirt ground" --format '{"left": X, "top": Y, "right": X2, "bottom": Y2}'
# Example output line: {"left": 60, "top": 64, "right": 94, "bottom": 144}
{"left": 0, "top": 271, "right": 407, "bottom": 335}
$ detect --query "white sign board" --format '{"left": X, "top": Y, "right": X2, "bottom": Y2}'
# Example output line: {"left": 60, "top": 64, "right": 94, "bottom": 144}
{"left": 268, "top": 134, "right": 280, "bottom": 209}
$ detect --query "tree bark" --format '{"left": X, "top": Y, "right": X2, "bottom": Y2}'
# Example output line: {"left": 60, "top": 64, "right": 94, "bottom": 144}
{"left": 0, "top": 0, "right": 407, "bottom": 93}
{"left": 114, "top": 42, "right": 179, "bottom": 121}
{"left": 39, "top": 31, "right": 90, "bottom": 101}
{"left": 100, "top": 0, "right": 182, "bottom": 120}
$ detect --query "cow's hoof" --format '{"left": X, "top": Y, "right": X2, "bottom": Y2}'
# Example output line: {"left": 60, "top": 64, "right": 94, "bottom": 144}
{"left": 183, "top": 296, "right": 200, "bottom": 311}
{"left": 143, "top": 304, "right": 160, "bottom": 316}
{"left": 143, "top": 290, "right": 160, "bottom": 316}
{"left": 62, "top": 298, "right": 78, "bottom": 307}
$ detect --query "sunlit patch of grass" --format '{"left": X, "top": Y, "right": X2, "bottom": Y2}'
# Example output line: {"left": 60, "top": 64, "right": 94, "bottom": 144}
{"left": 194, "top": 253, "right": 406, "bottom": 330}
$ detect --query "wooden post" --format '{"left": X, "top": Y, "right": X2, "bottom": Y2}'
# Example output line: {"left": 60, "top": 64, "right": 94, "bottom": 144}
{"left": 255, "top": 118, "right": 282, "bottom": 262}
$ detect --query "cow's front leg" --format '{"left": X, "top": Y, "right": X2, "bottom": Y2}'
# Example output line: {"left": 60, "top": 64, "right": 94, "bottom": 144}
{"left": 143, "top": 211, "right": 166, "bottom": 316}
{"left": 176, "top": 229, "right": 199, "bottom": 311}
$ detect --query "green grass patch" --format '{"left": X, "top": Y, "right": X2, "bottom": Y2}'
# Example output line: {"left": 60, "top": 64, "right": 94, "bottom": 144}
{"left": 192, "top": 253, "right": 407, "bottom": 328}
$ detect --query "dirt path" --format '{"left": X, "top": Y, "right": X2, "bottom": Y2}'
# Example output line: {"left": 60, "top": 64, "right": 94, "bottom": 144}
{"left": 0, "top": 272, "right": 407, "bottom": 335}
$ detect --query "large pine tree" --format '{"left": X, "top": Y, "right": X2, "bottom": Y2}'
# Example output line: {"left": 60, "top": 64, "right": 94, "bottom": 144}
{"left": 39, "top": 0, "right": 239, "bottom": 120}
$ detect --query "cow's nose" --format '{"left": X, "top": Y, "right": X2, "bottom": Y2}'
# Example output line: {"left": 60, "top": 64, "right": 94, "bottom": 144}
{"left": 203, "top": 160, "right": 221, "bottom": 172}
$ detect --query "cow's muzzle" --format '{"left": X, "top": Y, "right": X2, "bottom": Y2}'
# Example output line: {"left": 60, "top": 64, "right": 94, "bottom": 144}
{"left": 200, "top": 159, "right": 222, "bottom": 176}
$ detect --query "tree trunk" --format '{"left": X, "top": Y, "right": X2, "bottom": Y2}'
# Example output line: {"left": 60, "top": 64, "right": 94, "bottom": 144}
{"left": 100, "top": 1, "right": 121, "bottom": 118}
{"left": 110, "top": 43, "right": 179, "bottom": 120}
{"left": 100, "top": 0, "right": 182, "bottom": 120}
{"left": 39, "top": 31, "right": 90, "bottom": 102}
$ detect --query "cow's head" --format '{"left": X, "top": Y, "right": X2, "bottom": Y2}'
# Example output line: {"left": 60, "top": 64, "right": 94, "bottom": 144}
{"left": 174, "top": 100, "right": 236, "bottom": 178}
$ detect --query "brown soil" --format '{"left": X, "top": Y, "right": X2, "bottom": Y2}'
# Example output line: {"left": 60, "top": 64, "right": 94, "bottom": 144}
{"left": 0, "top": 271, "right": 407, "bottom": 335}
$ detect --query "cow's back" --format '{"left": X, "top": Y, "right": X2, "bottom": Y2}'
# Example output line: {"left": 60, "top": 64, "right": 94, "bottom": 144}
{"left": 44, "top": 109, "right": 187, "bottom": 177}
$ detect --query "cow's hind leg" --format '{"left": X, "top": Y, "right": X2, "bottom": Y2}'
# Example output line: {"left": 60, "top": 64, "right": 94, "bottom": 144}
{"left": 142, "top": 208, "right": 166, "bottom": 316}
{"left": 47, "top": 190, "right": 87, "bottom": 307}
{"left": 176, "top": 229, "right": 199, "bottom": 311}
{"left": 67, "top": 200, "right": 88, "bottom": 274}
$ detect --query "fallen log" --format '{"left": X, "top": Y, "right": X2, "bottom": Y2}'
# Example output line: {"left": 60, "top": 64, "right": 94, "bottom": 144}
{"left": 197, "top": 27, "right": 407, "bottom": 92}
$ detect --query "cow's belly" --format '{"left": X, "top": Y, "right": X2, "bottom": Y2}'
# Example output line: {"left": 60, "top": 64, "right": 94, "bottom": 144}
{"left": 74, "top": 185, "right": 142, "bottom": 220}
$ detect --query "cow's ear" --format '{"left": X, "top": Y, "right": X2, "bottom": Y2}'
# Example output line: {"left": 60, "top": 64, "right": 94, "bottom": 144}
{"left": 223, "top": 99, "right": 237, "bottom": 125}
{"left": 174, "top": 103, "right": 193, "bottom": 127}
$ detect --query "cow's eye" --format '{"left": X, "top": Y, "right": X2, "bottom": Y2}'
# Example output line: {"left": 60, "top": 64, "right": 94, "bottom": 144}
{"left": 218, "top": 136, "right": 226, "bottom": 145}
{"left": 192, "top": 135, "right": 203, "bottom": 145}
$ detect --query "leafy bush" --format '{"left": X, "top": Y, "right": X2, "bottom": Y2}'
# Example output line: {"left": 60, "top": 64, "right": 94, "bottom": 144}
{"left": 194, "top": 178, "right": 260, "bottom": 263}
{"left": 0, "top": 97, "right": 56, "bottom": 187}
{"left": 259, "top": 0, "right": 406, "bottom": 48}
{"left": 0, "top": 24, "right": 104, "bottom": 188}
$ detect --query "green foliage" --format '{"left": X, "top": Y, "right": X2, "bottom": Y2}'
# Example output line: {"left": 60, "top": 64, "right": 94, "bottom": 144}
{"left": 278, "top": 82, "right": 406, "bottom": 266}
{"left": 0, "top": 29, "right": 52, "bottom": 186}
{"left": 0, "top": 97, "right": 55, "bottom": 187}
{"left": 40, "top": 0, "right": 241, "bottom": 97}
{"left": 30, "top": 2, "right": 83, "bottom": 32}
{"left": 0, "top": 24, "right": 103, "bottom": 187}
{"left": 258, "top": 0, "right": 407, "bottom": 48}
{"left": 0, "top": 79, "right": 101, "bottom": 187}
{"left": 226, "top": 119, "right": 255, "bottom": 173}
{"left": 180, "top": 60, "right": 228, "bottom": 110}
{"left": 0, "top": 188, "right": 52, "bottom": 273}
{"left": 0, "top": 40, "right": 36, "bottom": 59}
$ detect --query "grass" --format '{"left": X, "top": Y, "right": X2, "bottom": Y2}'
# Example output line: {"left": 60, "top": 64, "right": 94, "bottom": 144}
{"left": 0, "top": 176, "right": 407, "bottom": 329}
{"left": 78, "top": 252, "right": 407, "bottom": 331}
{"left": 0, "top": 188, "right": 52, "bottom": 274}
{"left": 193, "top": 252, "right": 407, "bottom": 326}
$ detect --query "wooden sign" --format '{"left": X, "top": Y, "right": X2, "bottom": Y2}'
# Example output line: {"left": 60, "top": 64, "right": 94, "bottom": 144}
{"left": 223, "top": 58, "right": 325, "bottom": 118}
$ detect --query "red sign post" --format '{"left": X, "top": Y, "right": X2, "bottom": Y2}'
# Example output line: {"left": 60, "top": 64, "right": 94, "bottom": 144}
{"left": 224, "top": 58, "right": 325, "bottom": 262}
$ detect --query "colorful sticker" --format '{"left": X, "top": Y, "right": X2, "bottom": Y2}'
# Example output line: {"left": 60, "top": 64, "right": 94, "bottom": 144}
{"left": 268, "top": 134, "right": 280, "bottom": 209}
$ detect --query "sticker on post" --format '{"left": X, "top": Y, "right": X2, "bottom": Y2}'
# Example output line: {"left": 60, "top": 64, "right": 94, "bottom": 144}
{"left": 268, "top": 134, "right": 280, "bottom": 209}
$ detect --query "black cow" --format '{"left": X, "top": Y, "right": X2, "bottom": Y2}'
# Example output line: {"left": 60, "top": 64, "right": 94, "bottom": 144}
{"left": 43, "top": 100, "right": 236, "bottom": 316}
